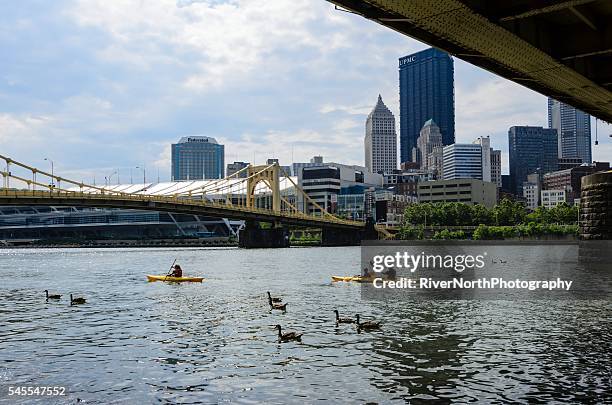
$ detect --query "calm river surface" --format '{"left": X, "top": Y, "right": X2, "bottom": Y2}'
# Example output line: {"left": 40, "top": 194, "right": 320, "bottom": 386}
{"left": 0, "top": 246, "right": 610, "bottom": 404}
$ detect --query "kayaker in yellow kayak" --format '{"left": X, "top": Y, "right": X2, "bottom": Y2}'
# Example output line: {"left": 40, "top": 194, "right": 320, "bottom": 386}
{"left": 169, "top": 264, "right": 183, "bottom": 278}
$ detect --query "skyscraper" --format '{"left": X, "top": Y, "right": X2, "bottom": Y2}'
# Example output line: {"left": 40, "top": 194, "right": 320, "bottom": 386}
{"left": 227, "top": 161, "right": 249, "bottom": 178}
{"left": 171, "top": 136, "right": 224, "bottom": 180}
{"left": 413, "top": 119, "right": 443, "bottom": 170}
{"left": 473, "top": 136, "right": 492, "bottom": 182}
{"left": 442, "top": 144, "right": 483, "bottom": 180}
{"left": 399, "top": 47, "right": 455, "bottom": 164}
{"left": 508, "top": 126, "right": 558, "bottom": 195}
{"left": 490, "top": 150, "right": 502, "bottom": 188}
{"left": 472, "top": 136, "right": 502, "bottom": 186}
{"left": 365, "top": 95, "right": 397, "bottom": 174}
{"left": 548, "top": 98, "right": 591, "bottom": 163}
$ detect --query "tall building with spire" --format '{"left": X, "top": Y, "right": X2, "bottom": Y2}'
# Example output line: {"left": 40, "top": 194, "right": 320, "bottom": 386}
{"left": 413, "top": 119, "right": 443, "bottom": 170}
{"left": 365, "top": 95, "right": 397, "bottom": 174}
{"left": 547, "top": 98, "right": 591, "bottom": 163}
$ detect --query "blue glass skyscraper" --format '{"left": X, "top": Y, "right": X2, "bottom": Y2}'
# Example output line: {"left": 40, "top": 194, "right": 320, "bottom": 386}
{"left": 171, "top": 136, "right": 224, "bottom": 180}
{"left": 399, "top": 48, "right": 455, "bottom": 164}
{"left": 508, "top": 126, "right": 558, "bottom": 195}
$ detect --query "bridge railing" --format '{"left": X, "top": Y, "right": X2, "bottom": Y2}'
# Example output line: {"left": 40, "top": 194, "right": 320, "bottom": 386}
{"left": 0, "top": 188, "right": 362, "bottom": 227}
{"left": 0, "top": 154, "right": 363, "bottom": 227}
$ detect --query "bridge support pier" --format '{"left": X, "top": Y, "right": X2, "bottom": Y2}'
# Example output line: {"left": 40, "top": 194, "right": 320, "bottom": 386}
{"left": 321, "top": 217, "right": 378, "bottom": 246}
{"left": 238, "top": 221, "right": 290, "bottom": 249}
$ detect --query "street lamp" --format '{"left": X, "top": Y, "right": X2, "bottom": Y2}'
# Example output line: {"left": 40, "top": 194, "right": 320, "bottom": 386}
{"left": 43, "top": 157, "right": 54, "bottom": 186}
{"left": 107, "top": 170, "right": 117, "bottom": 186}
{"left": 136, "top": 165, "right": 146, "bottom": 184}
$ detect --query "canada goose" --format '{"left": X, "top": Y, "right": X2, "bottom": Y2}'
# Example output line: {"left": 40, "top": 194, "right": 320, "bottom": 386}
{"left": 268, "top": 295, "right": 287, "bottom": 311}
{"left": 269, "top": 301, "right": 288, "bottom": 312}
{"left": 334, "top": 310, "right": 355, "bottom": 324}
{"left": 70, "top": 294, "right": 86, "bottom": 305}
{"left": 267, "top": 291, "right": 282, "bottom": 303}
{"left": 355, "top": 314, "right": 380, "bottom": 330}
{"left": 275, "top": 325, "right": 302, "bottom": 342}
{"left": 499, "top": 259, "right": 507, "bottom": 264}
{"left": 45, "top": 290, "right": 61, "bottom": 300}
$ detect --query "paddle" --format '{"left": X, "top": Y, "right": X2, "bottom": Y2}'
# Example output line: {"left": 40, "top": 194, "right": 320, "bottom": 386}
{"left": 165, "top": 258, "right": 177, "bottom": 281}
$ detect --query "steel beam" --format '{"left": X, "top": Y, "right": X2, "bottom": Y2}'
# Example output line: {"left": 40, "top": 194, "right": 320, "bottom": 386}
{"left": 328, "top": 0, "right": 612, "bottom": 122}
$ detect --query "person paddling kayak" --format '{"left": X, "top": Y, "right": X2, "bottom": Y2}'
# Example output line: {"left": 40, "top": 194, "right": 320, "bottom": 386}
{"left": 169, "top": 264, "right": 183, "bottom": 277}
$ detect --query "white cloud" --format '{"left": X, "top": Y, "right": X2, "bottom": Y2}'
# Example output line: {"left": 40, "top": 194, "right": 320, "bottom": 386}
{"left": 218, "top": 128, "right": 363, "bottom": 167}
{"left": 456, "top": 78, "right": 546, "bottom": 143}
{"left": 7, "top": 0, "right": 606, "bottom": 185}
{"left": 68, "top": 0, "right": 330, "bottom": 91}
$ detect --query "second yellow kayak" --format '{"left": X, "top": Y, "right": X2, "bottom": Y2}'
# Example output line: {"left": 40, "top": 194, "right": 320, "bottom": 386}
{"left": 146, "top": 275, "right": 204, "bottom": 283}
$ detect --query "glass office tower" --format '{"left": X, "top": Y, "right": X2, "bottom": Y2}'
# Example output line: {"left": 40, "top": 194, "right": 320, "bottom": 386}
{"left": 508, "top": 126, "right": 558, "bottom": 195}
{"left": 547, "top": 98, "right": 591, "bottom": 163}
{"left": 171, "top": 136, "right": 224, "bottom": 180}
{"left": 399, "top": 47, "right": 455, "bottom": 164}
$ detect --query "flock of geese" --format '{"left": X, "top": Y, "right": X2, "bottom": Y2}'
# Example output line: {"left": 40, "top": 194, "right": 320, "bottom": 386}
{"left": 44, "top": 289, "right": 379, "bottom": 342}
{"left": 45, "top": 290, "right": 86, "bottom": 306}
{"left": 266, "top": 291, "right": 381, "bottom": 343}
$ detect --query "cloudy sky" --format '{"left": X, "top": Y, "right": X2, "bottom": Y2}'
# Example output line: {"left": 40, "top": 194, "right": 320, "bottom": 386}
{"left": 1, "top": 0, "right": 610, "bottom": 183}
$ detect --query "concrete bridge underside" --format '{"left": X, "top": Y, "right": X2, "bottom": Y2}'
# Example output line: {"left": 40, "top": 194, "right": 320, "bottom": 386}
{"left": 329, "top": 0, "right": 612, "bottom": 122}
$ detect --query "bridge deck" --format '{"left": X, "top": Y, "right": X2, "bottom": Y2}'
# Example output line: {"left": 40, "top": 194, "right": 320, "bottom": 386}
{"left": 0, "top": 190, "right": 364, "bottom": 230}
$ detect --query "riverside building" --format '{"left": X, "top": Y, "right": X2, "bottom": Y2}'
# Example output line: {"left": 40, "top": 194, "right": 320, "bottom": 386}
{"left": 297, "top": 162, "right": 383, "bottom": 219}
{"left": 171, "top": 136, "right": 224, "bottom": 180}
{"left": 508, "top": 126, "right": 558, "bottom": 196}
{"left": 442, "top": 143, "right": 483, "bottom": 180}
{"left": 417, "top": 178, "right": 497, "bottom": 208}
{"left": 226, "top": 161, "right": 249, "bottom": 178}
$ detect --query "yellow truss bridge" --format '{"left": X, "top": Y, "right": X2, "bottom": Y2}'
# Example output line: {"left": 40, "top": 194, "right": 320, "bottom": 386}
{"left": 0, "top": 155, "right": 365, "bottom": 239}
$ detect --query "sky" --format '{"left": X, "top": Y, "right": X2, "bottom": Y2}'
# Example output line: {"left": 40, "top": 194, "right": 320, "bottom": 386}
{"left": 1, "top": 0, "right": 611, "bottom": 184}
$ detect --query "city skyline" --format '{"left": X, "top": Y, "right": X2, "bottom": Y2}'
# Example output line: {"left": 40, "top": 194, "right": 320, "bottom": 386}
{"left": 1, "top": 0, "right": 611, "bottom": 184}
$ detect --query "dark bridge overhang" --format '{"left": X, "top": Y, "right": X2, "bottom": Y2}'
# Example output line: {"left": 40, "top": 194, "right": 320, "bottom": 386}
{"left": 328, "top": 0, "right": 612, "bottom": 122}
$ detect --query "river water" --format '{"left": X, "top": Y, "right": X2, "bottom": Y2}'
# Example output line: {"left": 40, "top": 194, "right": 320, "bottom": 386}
{"left": 0, "top": 246, "right": 610, "bottom": 404}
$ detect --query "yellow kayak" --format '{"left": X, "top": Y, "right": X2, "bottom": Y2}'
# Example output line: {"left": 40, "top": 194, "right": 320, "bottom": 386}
{"left": 331, "top": 275, "right": 375, "bottom": 283}
{"left": 146, "top": 275, "right": 204, "bottom": 283}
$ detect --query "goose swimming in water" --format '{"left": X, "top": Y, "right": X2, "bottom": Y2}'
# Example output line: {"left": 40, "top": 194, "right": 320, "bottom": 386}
{"left": 334, "top": 310, "right": 355, "bottom": 324}
{"left": 267, "top": 291, "right": 282, "bottom": 303}
{"left": 268, "top": 295, "right": 287, "bottom": 311}
{"left": 45, "top": 290, "right": 61, "bottom": 300}
{"left": 70, "top": 294, "right": 86, "bottom": 305}
{"left": 355, "top": 314, "right": 381, "bottom": 331}
{"left": 275, "top": 325, "right": 302, "bottom": 342}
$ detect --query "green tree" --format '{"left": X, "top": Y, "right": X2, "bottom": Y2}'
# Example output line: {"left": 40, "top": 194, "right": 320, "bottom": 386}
{"left": 547, "top": 203, "right": 578, "bottom": 224}
{"left": 471, "top": 204, "right": 492, "bottom": 226}
{"left": 492, "top": 199, "right": 525, "bottom": 225}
